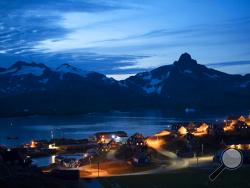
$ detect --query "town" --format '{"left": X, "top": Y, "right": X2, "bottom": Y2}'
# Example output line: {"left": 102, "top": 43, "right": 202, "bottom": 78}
{"left": 1, "top": 114, "right": 250, "bottom": 183}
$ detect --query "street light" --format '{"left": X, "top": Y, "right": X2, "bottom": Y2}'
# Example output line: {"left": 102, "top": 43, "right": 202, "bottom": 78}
{"left": 89, "top": 156, "right": 93, "bottom": 168}
{"left": 97, "top": 161, "right": 100, "bottom": 178}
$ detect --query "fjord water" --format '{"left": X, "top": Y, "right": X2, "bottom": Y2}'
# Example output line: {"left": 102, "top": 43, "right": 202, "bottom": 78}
{"left": 0, "top": 111, "right": 226, "bottom": 147}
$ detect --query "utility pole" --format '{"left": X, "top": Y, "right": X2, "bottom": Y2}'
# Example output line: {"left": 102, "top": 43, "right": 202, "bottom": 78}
{"left": 194, "top": 152, "right": 199, "bottom": 166}
{"left": 89, "top": 157, "right": 92, "bottom": 168}
{"left": 201, "top": 144, "right": 204, "bottom": 155}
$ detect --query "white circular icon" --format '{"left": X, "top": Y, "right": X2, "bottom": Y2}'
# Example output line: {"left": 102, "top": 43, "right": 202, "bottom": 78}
{"left": 209, "top": 148, "right": 243, "bottom": 181}
{"left": 222, "top": 148, "right": 242, "bottom": 169}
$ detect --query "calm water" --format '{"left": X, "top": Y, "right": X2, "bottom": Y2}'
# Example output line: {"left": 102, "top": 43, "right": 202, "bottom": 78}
{"left": 0, "top": 111, "right": 227, "bottom": 147}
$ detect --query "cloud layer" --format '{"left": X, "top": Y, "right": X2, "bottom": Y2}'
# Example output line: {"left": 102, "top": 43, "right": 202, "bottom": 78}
{"left": 0, "top": 0, "right": 250, "bottom": 76}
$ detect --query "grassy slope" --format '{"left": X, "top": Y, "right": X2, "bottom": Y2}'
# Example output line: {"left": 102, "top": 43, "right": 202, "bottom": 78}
{"left": 99, "top": 167, "right": 250, "bottom": 188}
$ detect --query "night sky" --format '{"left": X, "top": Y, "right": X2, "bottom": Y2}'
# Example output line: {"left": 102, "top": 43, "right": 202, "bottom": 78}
{"left": 0, "top": 0, "right": 250, "bottom": 80}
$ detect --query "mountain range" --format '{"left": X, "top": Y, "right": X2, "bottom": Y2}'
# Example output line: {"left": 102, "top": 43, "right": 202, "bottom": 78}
{"left": 0, "top": 53, "right": 249, "bottom": 116}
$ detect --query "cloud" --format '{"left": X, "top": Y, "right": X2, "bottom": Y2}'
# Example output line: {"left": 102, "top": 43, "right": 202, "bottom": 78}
{"left": 208, "top": 60, "right": 250, "bottom": 67}
{"left": 0, "top": 0, "right": 125, "bottom": 14}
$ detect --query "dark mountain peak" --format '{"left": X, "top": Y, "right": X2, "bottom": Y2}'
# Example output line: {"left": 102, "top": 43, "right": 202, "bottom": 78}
{"left": 56, "top": 63, "right": 78, "bottom": 71}
{"left": 56, "top": 63, "right": 93, "bottom": 78}
{"left": 179, "top": 52, "right": 192, "bottom": 61}
{"left": 174, "top": 53, "right": 197, "bottom": 67}
{"left": 58, "top": 63, "right": 72, "bottom": 68}
{"left": 9, "top": 61, "right": 49, "bottom": 70}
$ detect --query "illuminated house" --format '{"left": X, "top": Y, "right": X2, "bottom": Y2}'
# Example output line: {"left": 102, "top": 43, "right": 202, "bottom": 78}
{"left": 127, "top": 133, "right": 146, "bottom": 148}
{"left": 178, "top": 126, "right": 188, "bottom": 135}
{"left": 234, "top": 121, "right": 250, "bottom": 135}
{"left": 223, "top": 115, "right": 250, "bottom": 134}
{"left": 94, "top": 131, "right": 128, "bottom": 144}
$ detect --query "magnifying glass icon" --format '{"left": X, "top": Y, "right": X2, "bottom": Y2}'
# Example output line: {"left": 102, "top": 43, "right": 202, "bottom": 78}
{"left": 209, "top": 148, "right": 243, "bottom": 181}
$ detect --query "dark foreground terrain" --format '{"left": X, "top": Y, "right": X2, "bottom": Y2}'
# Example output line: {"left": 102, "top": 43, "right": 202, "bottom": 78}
{"left": 1, "top": 166, "right": 250, "bottom": 188}
{"left": 100, "top": 167, "right": 250, "bottom": 188}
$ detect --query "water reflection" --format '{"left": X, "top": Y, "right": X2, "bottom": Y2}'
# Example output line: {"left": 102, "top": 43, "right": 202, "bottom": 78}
{"left": 0, "top": 111, "right": 226, "bottom": 147}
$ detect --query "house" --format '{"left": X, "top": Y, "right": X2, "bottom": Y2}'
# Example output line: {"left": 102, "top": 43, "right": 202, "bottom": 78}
{"left": 234, "top": 121, "right": 250, "bottom": 134}
{"left": 227, "top": 115, "right": 242, "bottom": 121}
{"left": 245, "top": 118, "right": 250, "bottom": 126}
{"left": 131, "top": 151, "right": 151, "bottom": 166}
{"left": 226, "top": 115, "right": 250, "bottom": 125}
{"left": 93, "top": 131, "right": 128, "bottom": 144}
{"left": 55, "top": 154, "right": 84, "bottom": 168}
{"left": 171, "top": 123, "right": 184, "bottom": 131}
{"left": 127, "top": 133, "right": 146, "bottom": 148}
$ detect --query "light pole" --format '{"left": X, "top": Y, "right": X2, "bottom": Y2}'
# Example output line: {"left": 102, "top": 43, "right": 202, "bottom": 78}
{"left": 97, "top": 161, "right": 100, "bottom": 177}
{"left": 89, "top": 156, "right": 92, "bottom": 168}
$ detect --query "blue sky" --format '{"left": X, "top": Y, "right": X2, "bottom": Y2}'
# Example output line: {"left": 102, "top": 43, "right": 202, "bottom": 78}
{"left": 0, "top": 0, "right": 250, "bottom": 79}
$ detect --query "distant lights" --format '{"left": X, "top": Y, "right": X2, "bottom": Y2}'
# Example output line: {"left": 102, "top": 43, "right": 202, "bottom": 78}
{"left": 30, "top": 140, "right": 37, "bottom": 148}
{"left": 48, "top": 143, "right": 59, "bottom": 150}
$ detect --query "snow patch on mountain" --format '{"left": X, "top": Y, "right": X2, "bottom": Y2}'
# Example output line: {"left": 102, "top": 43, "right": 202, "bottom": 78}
{"left": 150, "top": 78, "right": 161, "bottom": 85}
{"left": 56, "top": 64, "right": 89, "bottom": 79}
{"left": 203, "top": 72, "right": 219, "bottom": 79}
{"left": 142, "top": 85, "right": 162, "bottom": 94}
{"left": 0, "top": 68, "right": 18, "bottom": 75}
{"left": 142, "top": 78, "right": 162, "bottom": 94}
{"left": 160, "top": 71, "right": 170, "bottom": 80}
{"left": 184, "top": 69, "right": 192, "bottom": 74}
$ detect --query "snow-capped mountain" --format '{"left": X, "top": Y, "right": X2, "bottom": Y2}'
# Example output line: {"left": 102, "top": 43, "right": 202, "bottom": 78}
{"left": 0, "top": 61, "right": 120, "bottom": 96}
{"left": 0, "top": 61, "right": 48, "bottom": 77}
{"left": 123, "top": 53, "right": 250, "bottom": 111}
{"left": 123, "top": 53, "right": 250, "bottom": 95}
{"left": 0, "top": 61, "right": 142, "bottom": 116}
{"left": 55, "top": 63, "right": 91, "bottom": 79}
{"left": 0, "top": 53, "right": 250, "bottom": 116}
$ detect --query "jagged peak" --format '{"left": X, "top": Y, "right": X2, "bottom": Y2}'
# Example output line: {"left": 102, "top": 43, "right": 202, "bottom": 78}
{"left": 56, "top": 63, "right": 84, "bottom": 72}
{"left": 174, "top": 53, "right": 197, "bottom": 67}
{"left": 55, "top": 63, "right": 91, "bottom": 78}
{"left": 56, "top": 63, "right": 80, "bottom": 71}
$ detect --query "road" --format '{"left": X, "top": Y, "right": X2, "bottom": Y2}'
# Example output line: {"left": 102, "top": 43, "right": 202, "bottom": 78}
{"left": 79, "top": 148, "right": 214, "bottom": 178}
